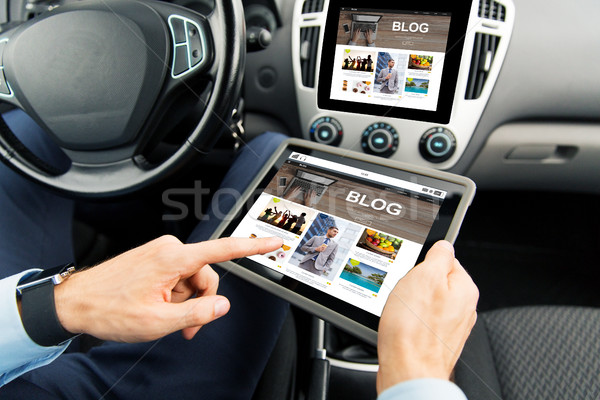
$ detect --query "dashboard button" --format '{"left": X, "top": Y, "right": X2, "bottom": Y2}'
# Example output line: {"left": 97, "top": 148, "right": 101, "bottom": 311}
{"left": 369, "top": 130, "right": 392, "bottom": 151}
{"left": 429, "top": 134, "right": 450, "bottom": 155}
{"left": 419, "top": 127, "right": 456, "bottom": 163}
{"left": 310, "top": 117, "right": 343, "bottom": 146}
{"left": 361, "top": 123, "right": 398, "bottom": 157}
{"left": 317, "top": 125, "right": 334, "bottom": 141}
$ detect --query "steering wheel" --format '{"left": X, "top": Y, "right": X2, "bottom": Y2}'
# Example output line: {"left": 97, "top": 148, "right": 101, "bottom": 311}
{"left": 0, "top": 0, "right": 245, "bottom": 198}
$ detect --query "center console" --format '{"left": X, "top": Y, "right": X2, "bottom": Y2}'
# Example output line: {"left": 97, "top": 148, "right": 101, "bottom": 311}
{"left": 293, "top": 0, "right": 515, "bottom": 169}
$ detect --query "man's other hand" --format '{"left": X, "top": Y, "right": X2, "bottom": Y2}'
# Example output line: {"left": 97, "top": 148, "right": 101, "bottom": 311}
{"left": 376, "top": 240, "right": 478, "bottom": 394}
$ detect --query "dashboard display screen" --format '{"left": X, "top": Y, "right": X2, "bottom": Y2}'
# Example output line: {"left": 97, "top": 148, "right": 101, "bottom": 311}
{"left": 318, "top": 0, "right": 471, "bottom": 124}
{"left": 330, "top": 9, "right": 451, "bottom": 112}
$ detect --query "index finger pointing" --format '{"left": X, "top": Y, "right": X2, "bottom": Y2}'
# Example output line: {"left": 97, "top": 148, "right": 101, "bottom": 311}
{"left": 182, "top": 237, "right": 283, "bottom": 272}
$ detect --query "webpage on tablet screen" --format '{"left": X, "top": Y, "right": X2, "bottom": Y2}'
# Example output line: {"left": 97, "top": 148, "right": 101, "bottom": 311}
{"left": 230, "top": 152, "right": 446, "bottom": 316}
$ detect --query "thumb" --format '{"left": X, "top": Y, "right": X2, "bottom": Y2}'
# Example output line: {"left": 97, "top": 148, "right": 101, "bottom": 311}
{"left": 423, "top": 241, "right": 455, "bottom": 270}
{"left": 167, "top": 295, "right": 231, "bottom": 335}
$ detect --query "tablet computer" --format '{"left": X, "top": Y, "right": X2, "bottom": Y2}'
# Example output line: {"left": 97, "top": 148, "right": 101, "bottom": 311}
{"left": 317, "top": 0, "right": 472, "bottom": 124}
{"left": 212, "top": 139, "right": 475, "bottom": 345}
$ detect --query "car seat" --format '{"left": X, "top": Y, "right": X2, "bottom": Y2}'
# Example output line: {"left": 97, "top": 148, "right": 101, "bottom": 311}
{"left": 454, "top": 306, "right": 600, "bottom": 400}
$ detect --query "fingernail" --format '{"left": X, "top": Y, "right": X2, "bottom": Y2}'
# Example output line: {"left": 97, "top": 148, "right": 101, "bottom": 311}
{"left": 436, "top": 240, "right": 454, "bottom": 255}
{"left": 214, "top": 298, "right": 229, "bottom": 318}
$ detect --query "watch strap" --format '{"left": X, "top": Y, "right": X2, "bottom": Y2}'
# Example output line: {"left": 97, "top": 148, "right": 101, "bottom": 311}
{"left": 20, "top": 279, "right": 77, "bottom": 346}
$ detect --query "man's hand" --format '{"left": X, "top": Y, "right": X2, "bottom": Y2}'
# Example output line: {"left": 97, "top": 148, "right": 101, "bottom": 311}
{"left": 54, "top": 235, "right": 283, "bottom": 343}
{"left": 376, "top": 241, "right": 478, "bottom": 394}
{"left": 351, "top": 28, "right": 360, "bottom": 43}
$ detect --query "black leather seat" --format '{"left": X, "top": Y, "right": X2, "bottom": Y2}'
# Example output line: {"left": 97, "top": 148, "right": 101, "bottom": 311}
{"left": 455, "top": 306, "right": 600, "bottom": 400}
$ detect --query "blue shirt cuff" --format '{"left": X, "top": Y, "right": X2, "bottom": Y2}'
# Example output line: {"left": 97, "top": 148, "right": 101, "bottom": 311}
{"left": 0, "top": 269, "right": 70, "bottom": 387}
{"left": 378, "top": 378, "right": 467, "bottom": 400}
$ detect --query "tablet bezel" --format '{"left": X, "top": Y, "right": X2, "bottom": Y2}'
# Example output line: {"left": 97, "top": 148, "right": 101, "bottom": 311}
{"left": 212, "top": 139, "right": 475, "bottom": 345}
{"left": 317, "top": 0, "right": 472, "bottom": 124}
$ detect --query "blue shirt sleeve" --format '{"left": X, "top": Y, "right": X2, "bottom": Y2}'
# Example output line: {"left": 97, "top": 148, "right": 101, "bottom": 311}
{"left": 377, "top": 378, "right": 468, "bottom": 400}
{"left": 0, "top": 269, "right": 71, "bottom": 387}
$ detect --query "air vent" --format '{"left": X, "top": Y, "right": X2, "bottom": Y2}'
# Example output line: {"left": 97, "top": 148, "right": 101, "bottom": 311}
{"left": 302, "top": 0, "right": 325, "bottom": 14}
{"left": 478, "top": 0, "right": 506, "bottom": 21}
{"left": 465, "top": 33, "right": 501, "bottom": 100}
{"left": 300, "top": 26, "right": 320, "bottom": 88}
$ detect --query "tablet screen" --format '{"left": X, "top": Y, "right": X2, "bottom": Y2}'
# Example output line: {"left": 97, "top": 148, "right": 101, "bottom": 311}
{"left": 220, "top": 144, "right": 471, "bottom": 330}
{"left": 318, "top": 1, "right": 471, "bottom": 123}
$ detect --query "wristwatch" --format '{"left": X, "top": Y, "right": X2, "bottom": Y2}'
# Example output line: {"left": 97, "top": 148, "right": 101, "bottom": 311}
{"left": 16, "top": 263, "right": 79, "bottom": 346}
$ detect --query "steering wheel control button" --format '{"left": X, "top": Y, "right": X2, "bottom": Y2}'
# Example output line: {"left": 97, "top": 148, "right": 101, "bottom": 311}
{"left": 310, "top": 117, "right": 343, "bottom": 146}
{"left": 173, "top": 46, "right": 189, "bottom": 76}
{"left": 168, "top": 15, "right": 206, "bottom": 78}
{"left": 361, "top": 123, "right": 398, "bottom": 157}
{"left": 188, "top": 26, "right": 203, "bottom": 67}
{"left": 419, "top": 127, "right": 456, "bottom": 163}
{"left": 170, "top": 18, "right": 186, "bottom": 44}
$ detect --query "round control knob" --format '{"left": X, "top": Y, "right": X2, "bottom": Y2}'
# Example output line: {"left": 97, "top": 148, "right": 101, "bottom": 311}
{"left": 361, "top": 123, "right": 399, "bottom": 157}
{"left": 310, "top": 117, "right": 343, "bottom": 146}
{"left": 419, "top": 127, "right": 456, "bottom": 163}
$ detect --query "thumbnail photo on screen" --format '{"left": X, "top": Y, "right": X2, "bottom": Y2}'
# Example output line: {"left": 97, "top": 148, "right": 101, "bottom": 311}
{"left": 288, "top": 213, "right": 359, "bottom": 280}
{"left": 356, "top": 228, "right": 404, "bottom": 260}
{"left": 341, "top": 258, "right": 387, "bottom": 294}
{"left": 257, "top": 197, "right": 315, "bottom": 235}
{"left": 341, "top": 49, "right": 376, "bottom": 72}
